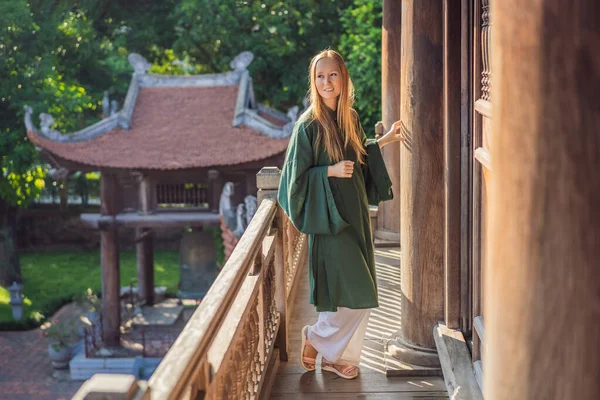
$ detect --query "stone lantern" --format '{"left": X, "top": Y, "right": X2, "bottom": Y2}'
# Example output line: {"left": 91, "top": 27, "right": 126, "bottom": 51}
{"left": 8, "top": 282, "right": 24, "bottom": 321}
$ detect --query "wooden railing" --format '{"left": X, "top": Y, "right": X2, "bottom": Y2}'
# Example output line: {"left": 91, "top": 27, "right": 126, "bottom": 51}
{"left": 73, "top": 167, "right": 308, "bottom": 400}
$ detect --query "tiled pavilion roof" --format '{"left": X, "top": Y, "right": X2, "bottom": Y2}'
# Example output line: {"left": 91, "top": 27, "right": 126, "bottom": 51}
{"left": 25, "top": 52, "right": 298, "bottom": 170}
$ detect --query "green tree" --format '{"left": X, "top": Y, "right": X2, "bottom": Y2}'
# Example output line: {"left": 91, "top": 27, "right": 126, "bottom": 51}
{"left": 339, "top": 0, "right": 382, "bottom": 136}
{"left": 171, "top": 0, "right": 352, "bottom": 108}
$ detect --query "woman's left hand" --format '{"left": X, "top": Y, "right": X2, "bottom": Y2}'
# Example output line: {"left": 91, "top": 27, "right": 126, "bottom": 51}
{"left": 385, "top": 120, "right": 405, "bottom": 142}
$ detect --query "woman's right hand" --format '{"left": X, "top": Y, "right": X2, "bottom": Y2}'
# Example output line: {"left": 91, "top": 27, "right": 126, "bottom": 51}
{"left": 328, "top": 160, "right": 355, "bottom": 178}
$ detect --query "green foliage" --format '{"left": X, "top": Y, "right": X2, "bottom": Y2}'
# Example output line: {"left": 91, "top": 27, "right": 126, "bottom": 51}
{"left": 40, "top": 317, "right": 78, "bottom": 349}
{"left": 0, "top": 250, "right": 181, "bottom": 329}
{"left": 171, "top": 0, "right": 352, "bottom": 108}
{"left": 339, "top": 0, "right": 382, "bottom": 137}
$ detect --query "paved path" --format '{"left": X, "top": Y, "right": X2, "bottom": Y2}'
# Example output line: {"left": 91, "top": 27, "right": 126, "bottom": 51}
{"left": 0, "top": 305, "right": 83, "bottom": 400}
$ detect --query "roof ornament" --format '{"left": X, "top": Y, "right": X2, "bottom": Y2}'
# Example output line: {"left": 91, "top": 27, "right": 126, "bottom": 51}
{"left": 39, "top": 113, "right": 69, "bottom": 142}
{"left": 48, "top": 167, "right": 69, "bottom": 181}
{"left": 102, "top": 91, "right": 110, "bottom": 118}
{"left": 244, "top": 195, "right": 257, "bottom": 227}
{"left": 110, "top": 100, "right": 119, "bottom": 116}
{"left": 282, "top": 105, "right": 300, "bottom": 137}
{"left": 219, "top": 182, "right": 237, "bottom": 231}
{"left": 23, "top": 105, "right": 36, "bottom": 133}
{"left": 128, "top": 53, "right": 152, "bottom": 75}
{"left": 230, "top": 51, "right": 254, "bottom": 72}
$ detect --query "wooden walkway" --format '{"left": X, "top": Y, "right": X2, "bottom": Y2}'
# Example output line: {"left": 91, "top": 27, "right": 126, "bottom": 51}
{"left": 270, "top": 247, "right": 449, "bottom": 399}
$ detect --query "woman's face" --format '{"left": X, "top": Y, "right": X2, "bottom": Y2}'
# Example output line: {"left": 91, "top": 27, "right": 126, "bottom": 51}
{"left": 315, "top": 58, "right": 342, "bottom": 102}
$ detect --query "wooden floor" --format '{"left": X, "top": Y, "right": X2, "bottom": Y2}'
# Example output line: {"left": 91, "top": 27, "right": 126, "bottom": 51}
{"left": 270, "top": 247, "right": 449, "bottom": 399}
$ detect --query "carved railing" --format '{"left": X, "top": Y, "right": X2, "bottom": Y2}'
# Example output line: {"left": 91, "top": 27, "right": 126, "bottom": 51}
{"left": 73, "top": 167, "right": 308, "bottom": 400}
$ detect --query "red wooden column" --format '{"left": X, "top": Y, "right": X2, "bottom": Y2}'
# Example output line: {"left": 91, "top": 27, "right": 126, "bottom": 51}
{"left": 100, "top": 171, "right": 121, "bottom": 346}
{"left": 375, "top": 0, "right": 402, "bottom": 243}
{"left": 486, "top": 1, "right": 600, "bottom": 399}
{"left": 386, "top": 0, "right": 445, "bottom": 370}
{"left": 136, "top": 174, "right": 155, "bottom": 306}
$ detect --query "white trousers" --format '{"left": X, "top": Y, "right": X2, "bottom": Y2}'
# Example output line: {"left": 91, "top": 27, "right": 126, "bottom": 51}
{"left": 307, "top": 307, "right": 371, "bottom": 366}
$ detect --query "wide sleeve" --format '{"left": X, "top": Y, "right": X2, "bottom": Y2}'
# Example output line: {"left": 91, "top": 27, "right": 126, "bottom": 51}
{"left": 360, "top": 123, "right": 394, "bottom": 206}
{"left": 277, "top": 122, "right": 350, "bottom": 235}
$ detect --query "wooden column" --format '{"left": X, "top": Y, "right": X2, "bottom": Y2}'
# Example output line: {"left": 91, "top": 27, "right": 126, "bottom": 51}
{"left": 208, "top": 169, "right": 221, "bottom": 213}
{"left": 375, "top": 0, "right": 402, "bottom": 243}
{"left": 386, "top": 0, "right": 444, "bottom": 369}
{"left": 136, "top": 175, "right": 155, "bottom": 305}
{"left": 256, "top": 167, "right": 288, "bottom": 361}
{"left": 443, "top": 0, "right": 462, "bottom": 329}
{"left": 136, "top": 228, "right": 154, "bottom": 305}
{"left": 100, "top": 171, "right": 121, "bottom": 346}
{"left": 486, "top": 1, "right": 600, "bottom": 399}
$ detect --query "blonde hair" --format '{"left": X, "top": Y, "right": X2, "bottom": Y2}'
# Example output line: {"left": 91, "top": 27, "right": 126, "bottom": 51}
{"left": 300, "top": 49, "right": 366, "bottom": 165}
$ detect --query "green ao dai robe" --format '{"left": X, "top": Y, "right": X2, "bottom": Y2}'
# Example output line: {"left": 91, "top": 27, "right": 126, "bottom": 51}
{"left": 277, "top": 113, "right": 394, "bottom": 312}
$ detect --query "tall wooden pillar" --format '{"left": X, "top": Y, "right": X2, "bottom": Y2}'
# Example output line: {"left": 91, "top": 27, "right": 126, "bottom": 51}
{"left": 486, "top": 1, "right": 600, "bottom": 399}
{"left": 386, "top": 0, "right": 444, "bottom": 369}
{"left": 137, "top": 175, "right": 155, "bottom": 305}
{"left": 100, "top": 171, "right": 121, "bottom": 346}
{"left": 375, "top": 0, "right": 402, "bottom": 243}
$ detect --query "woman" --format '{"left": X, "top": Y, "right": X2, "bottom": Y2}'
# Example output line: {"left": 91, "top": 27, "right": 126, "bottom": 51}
{"left": 277, "top": 49, "right": 404, "bottom": 379}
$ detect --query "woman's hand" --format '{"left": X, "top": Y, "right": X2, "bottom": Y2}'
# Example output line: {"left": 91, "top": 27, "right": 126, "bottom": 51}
{"left": 327, "top": 160, "right": 355, "bottom": 178}
{"left": 378, "top": 120, "right": 406, "bottom": 148}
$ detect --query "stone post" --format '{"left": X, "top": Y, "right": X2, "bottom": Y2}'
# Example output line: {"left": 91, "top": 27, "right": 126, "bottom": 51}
{"left": 385, "top": 0, "right": 445, "bottom": 372}
{"left": 375, "top": 0, "right": 402, "bottom": 243}
{"left": 485, "top": 1, "right": 600, "bottom": 399}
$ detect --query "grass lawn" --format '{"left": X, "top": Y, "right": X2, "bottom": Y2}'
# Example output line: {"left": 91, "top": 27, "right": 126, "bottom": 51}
{"left": 0, "top": 250, "right": 180, "bottom": 328}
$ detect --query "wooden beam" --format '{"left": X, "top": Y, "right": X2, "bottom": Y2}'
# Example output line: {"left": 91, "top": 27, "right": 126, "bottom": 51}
{"left": 443, "top": 0, "right": 463, "bottom": 330}
{"left": 81, "top": 211, "right": 220, "bottom": 229}
{"left": 486, "top": 1, "right": 600, "bottom": 398}
{"left": 434, "top": 322, "right": 483, "bottom": 400}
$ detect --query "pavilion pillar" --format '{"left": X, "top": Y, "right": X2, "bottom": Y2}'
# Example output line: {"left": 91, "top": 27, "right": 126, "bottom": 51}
{"left": 100, "top": 171, "right": 121, "bottom": 346}
{"left": 486, "top": 2, "right": 600, "bottom": 399}
{"left": 136, "top": 228, "right": 154, "bottom": 306}
{"left": 208, "top": 169, "right": 221, "bottom": 213}
{"left": 137, "top": 174, "right": 155, "bottom": 306}
{"left": 375, "top": 0, "right": 402, "bottom": 243}
{"left": 386, "top": 0, "right": 444, "bottom": 371}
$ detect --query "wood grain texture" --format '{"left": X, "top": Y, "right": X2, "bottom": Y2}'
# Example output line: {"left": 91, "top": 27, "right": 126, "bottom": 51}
{"left": 486, "top": 1, "right": 600, "bottom": 399}
{"left": 100, "top": 172, "right": 121, "bottom": 346}
{"left": 399, "top": 0, "right": 445, "bottom": 349}
{"left": 147, "top": 199, "right": 277, "bottom": 399}
{"left": 377, "top": 0, "right": 402, "bottom": 238}
{"left": 434, "top": 323, "right": 483, "bottom": 400}
{"left": 272, "top": 247, "right": 447, "bottom": 397}
{"left": 443, "top": 0, "right": 464, "bottom": 330}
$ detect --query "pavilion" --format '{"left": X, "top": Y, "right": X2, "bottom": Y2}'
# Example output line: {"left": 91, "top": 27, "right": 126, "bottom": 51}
{"left": 24, "top": 51, "right": 296, "bottom": 345}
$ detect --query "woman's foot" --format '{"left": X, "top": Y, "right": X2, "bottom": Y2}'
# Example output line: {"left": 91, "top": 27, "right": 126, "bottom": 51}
{"left": 321, "top": 359, "right": 359, "bottom": 380}
{"left": 300, "top": 325, "right": 317, "bottom": 371}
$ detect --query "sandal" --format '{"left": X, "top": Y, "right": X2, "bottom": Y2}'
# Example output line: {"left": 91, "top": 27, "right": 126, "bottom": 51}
{"left": 322, "top": 359, "right": 359, "bottom": 380}
{"left": 300, "top": 325, "right": 316, "bottom": 371}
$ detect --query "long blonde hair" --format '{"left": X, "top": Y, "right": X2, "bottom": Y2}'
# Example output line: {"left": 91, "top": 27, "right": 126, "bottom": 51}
{"left": 300, "top": 49, "right": 366, "bottom": 165}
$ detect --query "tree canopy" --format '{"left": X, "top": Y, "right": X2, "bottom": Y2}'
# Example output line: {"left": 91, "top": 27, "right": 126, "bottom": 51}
{"left": 0, "top": 0, "right": 382, "bottom": 213}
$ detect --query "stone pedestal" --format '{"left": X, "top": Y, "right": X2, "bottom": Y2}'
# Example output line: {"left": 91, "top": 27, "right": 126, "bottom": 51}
{"left": 178, "top": 230, "right": 219, "bottom": 299}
